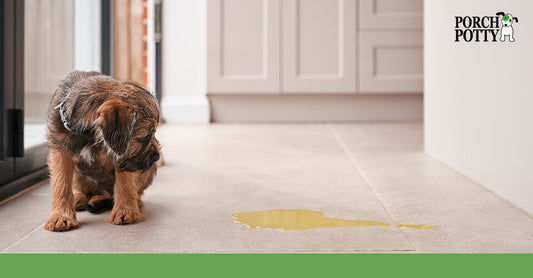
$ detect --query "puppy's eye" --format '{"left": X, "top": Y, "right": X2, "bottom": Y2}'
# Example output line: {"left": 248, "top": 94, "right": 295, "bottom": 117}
{"left": 136, "top": 134, "right": 152, "bottom": 143}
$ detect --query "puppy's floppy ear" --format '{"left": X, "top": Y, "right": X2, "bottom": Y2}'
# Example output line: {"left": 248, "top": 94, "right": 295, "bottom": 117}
{"left": 496, "top": 12, "right": 505, "bottom": 17}
{"left": 96, "top": 99, "right": 136, "bottom": 155}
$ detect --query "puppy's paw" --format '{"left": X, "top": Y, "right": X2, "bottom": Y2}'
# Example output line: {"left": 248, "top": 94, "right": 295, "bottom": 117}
{"left": 44, "top": 212, "right": 79, "bottom": 232}
{"left": 108, "top": 207, "right": 142, "bottom": 225}
{"left": 86, "top": 196, "right": 114, "bottom": 214}
{"left": 74, "top": 193, "right": 88, "bottom": 211}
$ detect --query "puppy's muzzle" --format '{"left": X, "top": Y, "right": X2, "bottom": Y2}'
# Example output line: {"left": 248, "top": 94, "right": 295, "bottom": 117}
{"left": 150, "top": 152, "right": 160, "bottom": 164}
{"left": 142, "top": 150, "right": 160, "bottom": 171}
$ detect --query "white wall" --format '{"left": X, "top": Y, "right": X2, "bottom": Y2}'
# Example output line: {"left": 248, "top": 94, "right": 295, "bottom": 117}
{"left": 147, "top": 0, "right": 156, "bottom": 92}
{"left": 74, "top": 0, "right": 101, "bottom": 71}
{"left": 425, "top": 0, "right": 533, "bottom": 215}
{"left": 161, "top": 0, "right": 209, "bottom": 123}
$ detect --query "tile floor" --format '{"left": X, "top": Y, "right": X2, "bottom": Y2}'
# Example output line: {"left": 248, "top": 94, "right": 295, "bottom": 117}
{"left": 1, "top": 123, "right": 533, "bottom": 253}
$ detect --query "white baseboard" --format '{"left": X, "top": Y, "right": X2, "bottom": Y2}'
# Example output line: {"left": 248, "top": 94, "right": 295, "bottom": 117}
{"left": 209, "top": 93, "right": 423, "bottom": 122}
{"left": 161, "top": 95, "right": 210, "bottom": 123}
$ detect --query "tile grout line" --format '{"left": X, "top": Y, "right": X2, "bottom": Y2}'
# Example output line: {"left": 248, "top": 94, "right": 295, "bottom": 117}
{"left": 1, "top": 223, "right": 44, "bottom": 253}
{"left": 326, "top": 125, "right": 419, "bottom": 253}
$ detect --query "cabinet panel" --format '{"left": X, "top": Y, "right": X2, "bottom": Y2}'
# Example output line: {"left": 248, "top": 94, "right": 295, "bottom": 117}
{"left": 282, "top": 0, "right": 356, "bottom": 93}
{"left": 207, "top": 0, "right": 280, "bottom": 93}
{"left": 359, "top": 32, "right": 423, "bottom": 93}
{"left": 359, "top": 0, "right": 423, "bottom": 30}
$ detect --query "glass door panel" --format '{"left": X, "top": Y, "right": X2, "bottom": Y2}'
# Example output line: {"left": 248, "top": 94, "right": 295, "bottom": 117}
{"left": 24, "top": 0, "right": 75, "bottom": 151}
{"left": 15, "top": 0, "right": 77, "bottom": 177}
{"left": 1, "top": 0, "right": 102, "bottom": 200}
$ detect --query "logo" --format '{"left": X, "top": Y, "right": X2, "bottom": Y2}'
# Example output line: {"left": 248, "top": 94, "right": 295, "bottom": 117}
{"left": 455, "top": 11, "right": 518, "bottom": 42}
{"left": 497, "top": 12, "right": 518, "bottom": 42}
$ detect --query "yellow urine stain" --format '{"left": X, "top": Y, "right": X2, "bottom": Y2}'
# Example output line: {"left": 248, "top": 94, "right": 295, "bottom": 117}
{"left": 396, "top": 224, "right": 436, "bottom": 230}
{"left": 232, "top": 209, "right": 435, "bottom": 231}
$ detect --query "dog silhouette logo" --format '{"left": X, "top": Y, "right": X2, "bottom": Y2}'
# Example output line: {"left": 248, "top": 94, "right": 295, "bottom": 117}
{"left": 496, "top": 12, "right": 518, "bottom": 42}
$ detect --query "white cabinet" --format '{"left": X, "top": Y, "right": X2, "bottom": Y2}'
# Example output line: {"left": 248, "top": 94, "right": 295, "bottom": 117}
{"left": 359, "top": 32, "right": 423, "bottom": 92}
{"left": 282, "top": 0, "right": 356, "bottom": 93}
{"left": 359, "top": 0, "right": 423, "bottom": 30}
{"left": 358, "top": 0, "right": 423, "bottom": 93}
{"left": 207, "top": 0, "right": 280, "bottom": 93}
{"left": 207, "top": 0, "right": 423, "bottom": 94}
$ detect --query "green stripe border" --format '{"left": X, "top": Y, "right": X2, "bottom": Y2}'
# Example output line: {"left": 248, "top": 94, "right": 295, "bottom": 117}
{"left": 0, "top": 254, "right": 531, "bottom": 277}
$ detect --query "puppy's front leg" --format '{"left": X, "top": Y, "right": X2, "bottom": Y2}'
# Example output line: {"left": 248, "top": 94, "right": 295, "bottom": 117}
{"left": 44, "top": 149, "right": 79, "bottom": 231}
{"left": 109, "top": 170, "right": 142, "bottom": 225}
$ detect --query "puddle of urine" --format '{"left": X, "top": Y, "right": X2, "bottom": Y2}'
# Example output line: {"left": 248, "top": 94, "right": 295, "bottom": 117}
{"left": 232, "top": 209, "right": 435, "bottom": 231}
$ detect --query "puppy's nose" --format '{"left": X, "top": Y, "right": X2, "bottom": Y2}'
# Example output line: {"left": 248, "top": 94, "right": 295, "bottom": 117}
{"left": 152, "top": 153, "right": 160, "bottom": 162}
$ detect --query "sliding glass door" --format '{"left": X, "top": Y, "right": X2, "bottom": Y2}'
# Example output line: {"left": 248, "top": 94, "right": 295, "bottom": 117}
{"left": 19, "top": 0, "right": 78, "bottom": 177}
{"left": 1, "top": 0, "right": 24, "bottom": 189}
{"left": 1, "top": 0, "right": 101, "bottom": 201}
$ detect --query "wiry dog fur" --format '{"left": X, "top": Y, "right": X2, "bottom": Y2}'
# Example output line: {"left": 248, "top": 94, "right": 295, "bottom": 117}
{"left": 44, "top": 71, "right": 161, "bottom": 232}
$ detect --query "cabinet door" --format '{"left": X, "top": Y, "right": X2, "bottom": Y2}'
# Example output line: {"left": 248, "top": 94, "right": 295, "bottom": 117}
{"left": 282, "top": 0, "right": 356, "bottom": 93}
{"left": 359, "top": 0, "right": 423, "bottom": 30}
{"left": 207, "top": 0, "right": 280, "bottom": 93}
{"left": 359, "top": 32, "right": 423, "bottom": 93}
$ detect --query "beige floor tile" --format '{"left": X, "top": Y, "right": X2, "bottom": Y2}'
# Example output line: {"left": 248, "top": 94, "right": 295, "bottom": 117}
{"left": 0, "top": 182, "right": 51, "bottom": 251}
{"left": 6, "top": 123, "right": 530, "bottom": 253}
{"left": 3, "top": 124, "right": 413, "bottom": 253}
{"left": 331, "top": 123, "right": 533, "bottom": 253}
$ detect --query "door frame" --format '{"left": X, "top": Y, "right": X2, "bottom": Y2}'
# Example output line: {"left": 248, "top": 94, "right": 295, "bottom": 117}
{"left": 1, "top": 0, "right": 21, "bottom": 186}
{"left": 0, "top": 0, "right": 48, "bottom": 202}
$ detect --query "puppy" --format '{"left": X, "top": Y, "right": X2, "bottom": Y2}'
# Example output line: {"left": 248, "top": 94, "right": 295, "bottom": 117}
{"left": 496, "top": 12, "right": 518, "bottom": 42}
{"left": 44, "top": 71, "right": 161, "bottom": 232}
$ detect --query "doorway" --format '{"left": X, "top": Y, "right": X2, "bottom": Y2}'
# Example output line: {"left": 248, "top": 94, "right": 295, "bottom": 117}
{"left": 0, "top": 0, "right": 101, "bottom": 201}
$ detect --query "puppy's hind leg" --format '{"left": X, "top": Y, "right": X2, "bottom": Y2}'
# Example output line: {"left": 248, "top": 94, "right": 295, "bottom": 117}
{"left": 87, "top": 191, "right": 113, "bottom": 214}
{"left": 74, "top": 193, "right": 88, "bottom": 211}
{"left": 73, "top": 172, "right": 98, "bottom": 211}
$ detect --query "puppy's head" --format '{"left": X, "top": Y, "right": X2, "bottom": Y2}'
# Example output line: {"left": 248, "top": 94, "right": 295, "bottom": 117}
{"left": 497, "top": 12, "right": 518, "bottom": 27}
{"left": 96, "top": 86, "right": 161, "bottom": 172}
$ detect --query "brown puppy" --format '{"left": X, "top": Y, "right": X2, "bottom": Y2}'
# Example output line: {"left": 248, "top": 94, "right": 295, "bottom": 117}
{"left": 44, "top": 71, "right": 161, "bottom": 232}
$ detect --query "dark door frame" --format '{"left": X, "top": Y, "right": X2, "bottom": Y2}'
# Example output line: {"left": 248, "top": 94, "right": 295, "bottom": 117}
{"left": 0, "top": 0, "right": 16, "bottom": 185}
{"left": 0, "top": 0, "right": 48, "bottom": 202}
{"left": 155, "top": 0, "right": 162, "bottom": 104}
{"left": 101, "top": 0, "right": 113, "bottom": 76}
{"left": 1, "top": 0, "right": 21, "bottom": 188}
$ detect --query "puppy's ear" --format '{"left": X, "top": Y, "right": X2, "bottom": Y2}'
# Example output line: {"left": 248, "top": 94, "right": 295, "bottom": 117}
{"left": 496, "top": 12, "right": 505, "bottom": 17}
{"left": 96, "top": 99, "right": 135, "bottom": 155}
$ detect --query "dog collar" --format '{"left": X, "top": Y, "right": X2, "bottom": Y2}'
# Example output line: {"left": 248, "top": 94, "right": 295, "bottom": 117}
{"left": 54, "top": 89, "right": 74, "bottom": 133}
